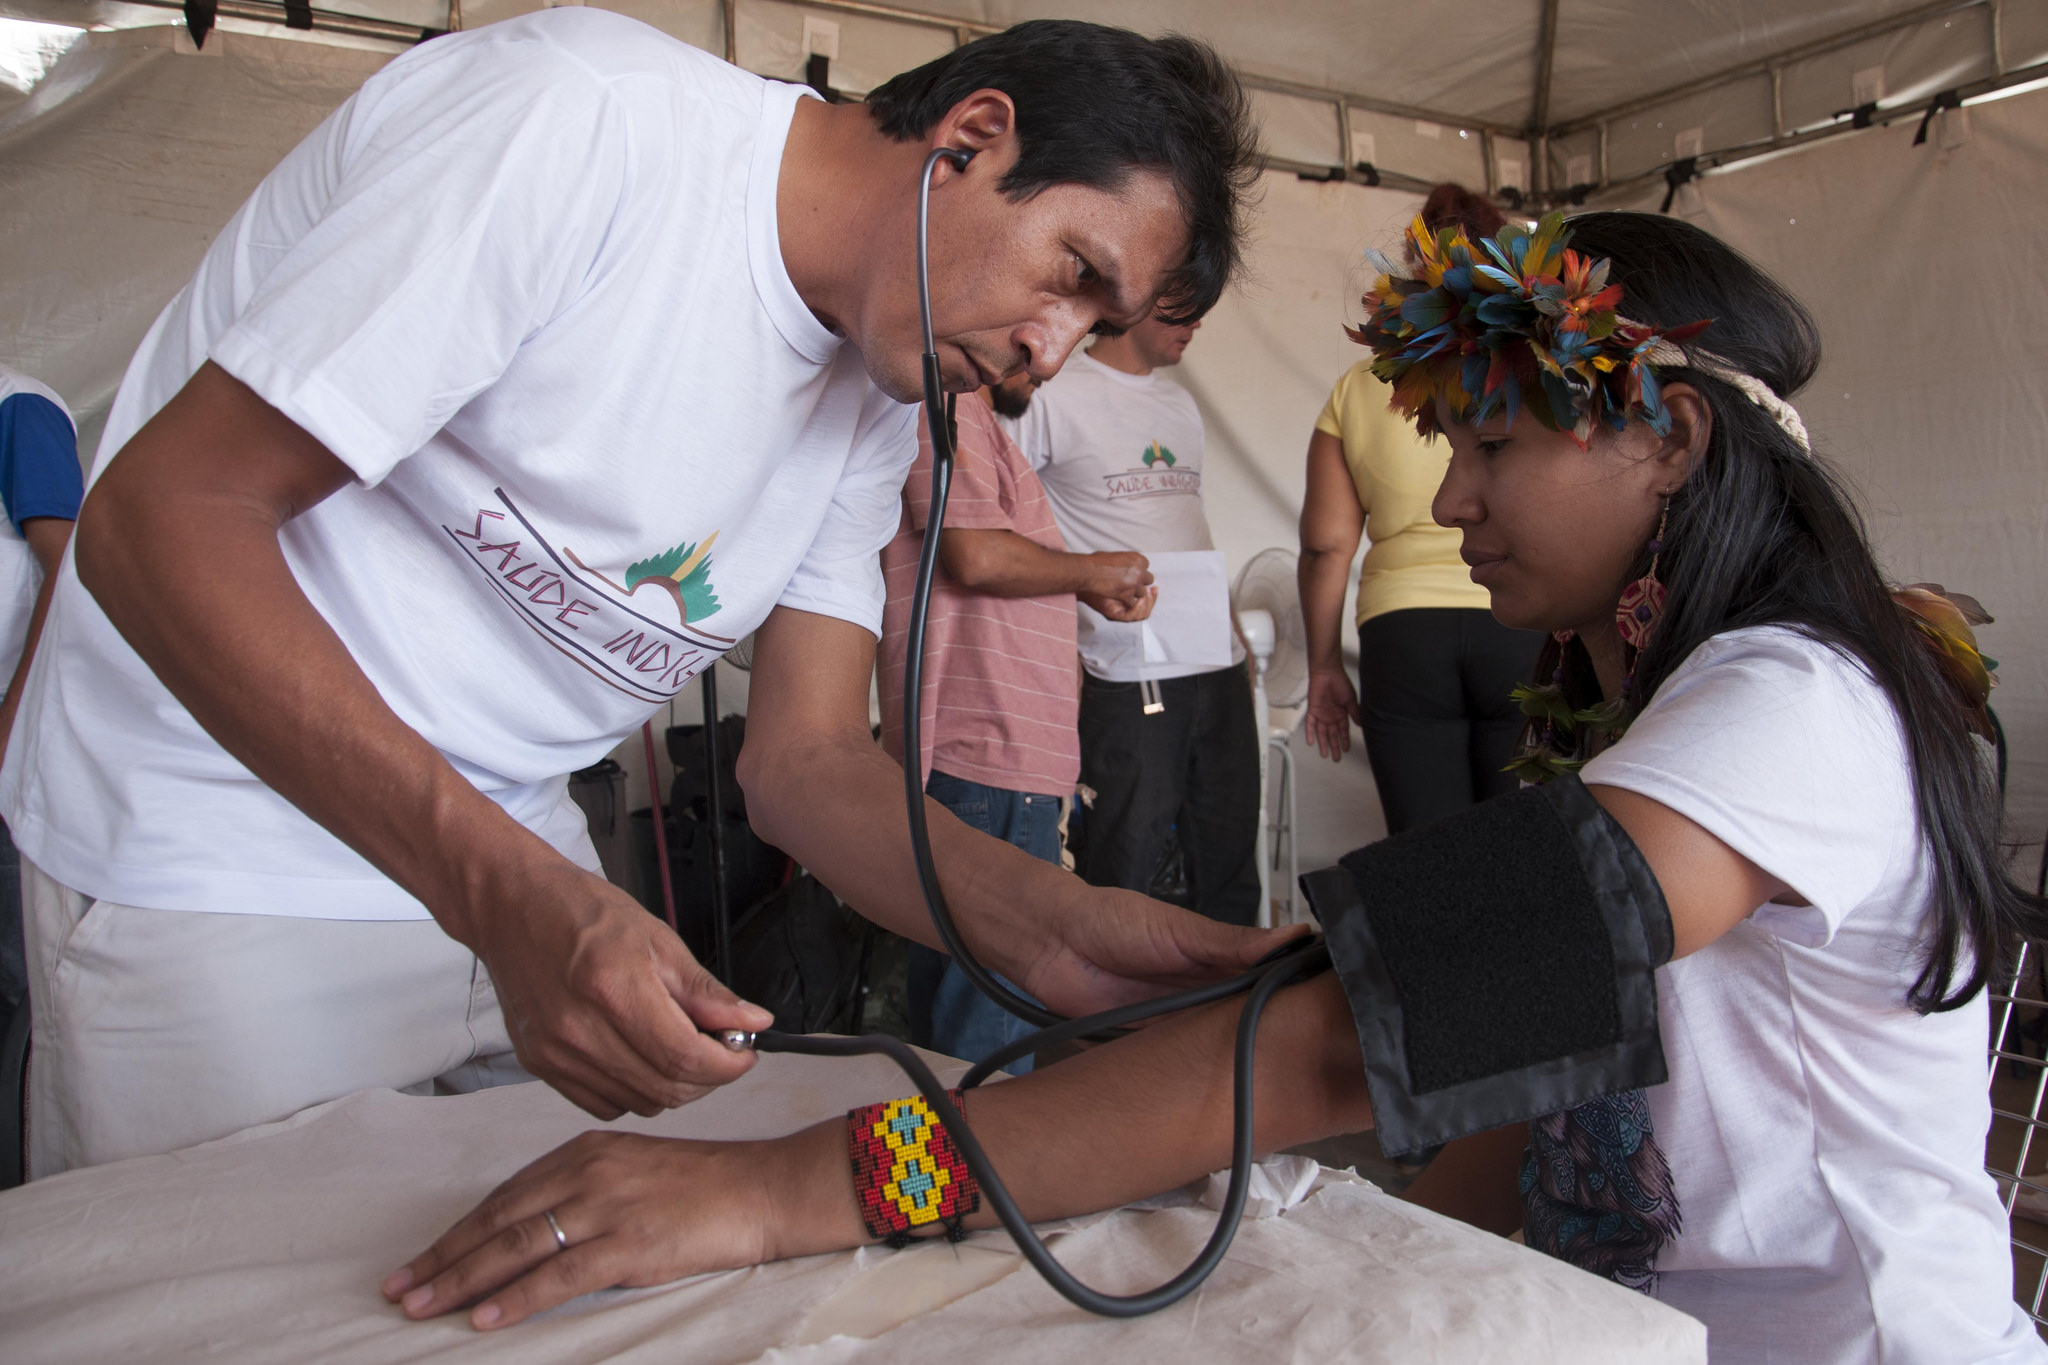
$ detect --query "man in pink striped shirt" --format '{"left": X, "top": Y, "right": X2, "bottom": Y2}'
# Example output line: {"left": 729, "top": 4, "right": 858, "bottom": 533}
{"left": 878, "top": 374, "right": 1155, "bottom": 1070}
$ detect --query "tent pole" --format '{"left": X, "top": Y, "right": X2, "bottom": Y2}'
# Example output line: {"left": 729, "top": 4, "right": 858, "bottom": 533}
{"left": 1573, "top": 54, "right": 2048, "bottom": 204}
{"left": 1549, "top": 0, "right": 1984, "bottom": 139}
{"left": 124, "top": 0, "right": 441, "bottom": 44}
{"left": 1530, "top": 0, "right": 1560, "bottom": 204}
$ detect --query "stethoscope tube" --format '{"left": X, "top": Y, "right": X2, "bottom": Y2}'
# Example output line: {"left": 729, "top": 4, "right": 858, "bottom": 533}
{"left": 902, "top": 148, "right": 1073, "bottom": 1033}
{"left": 730, "top": 146, "right": 1329, "bottom": 1319}
{"left": 742, "top": 937, "right": 1326, "bottom": 1318}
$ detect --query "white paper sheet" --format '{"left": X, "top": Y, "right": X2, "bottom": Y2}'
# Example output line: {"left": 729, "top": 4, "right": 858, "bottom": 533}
{"left": 1079, "top": 548, "right": 1234, "bottom": 677}
{"left": 0, "top": 1051, "right": 1704, "bottom": 1364}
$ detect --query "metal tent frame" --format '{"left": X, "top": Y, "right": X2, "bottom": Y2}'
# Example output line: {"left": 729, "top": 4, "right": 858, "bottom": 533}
{"left": 98, "top": 0, "right": 2048, "bottom": 204}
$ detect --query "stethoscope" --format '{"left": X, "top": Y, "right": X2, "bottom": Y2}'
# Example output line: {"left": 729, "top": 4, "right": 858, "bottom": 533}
{"left": 722, "top": 147, "right": 1328, "bottom": 1319}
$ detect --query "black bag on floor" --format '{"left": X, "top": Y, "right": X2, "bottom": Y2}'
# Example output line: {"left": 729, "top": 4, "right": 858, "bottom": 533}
{"left": 725, "top": 871, "right": 872, "bottom": 1035}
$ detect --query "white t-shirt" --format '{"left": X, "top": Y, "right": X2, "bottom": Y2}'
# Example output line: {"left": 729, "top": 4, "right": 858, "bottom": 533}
{"left": 0, "top": 366, "right": 76, "bottom": 682}
{"left": 0, "top": 11, "right": 915, "bottom": 921}
{"left": 1004, "top": 349, "right": 1241, "bottom": 681}
{"left": 1583, "top": 626, "right": 2042, "bottom": 1364}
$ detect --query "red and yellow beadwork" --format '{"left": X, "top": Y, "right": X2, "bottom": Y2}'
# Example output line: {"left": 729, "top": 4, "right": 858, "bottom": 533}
{"left": 848, "top": 1091, "right": 981, "bottom": 1243}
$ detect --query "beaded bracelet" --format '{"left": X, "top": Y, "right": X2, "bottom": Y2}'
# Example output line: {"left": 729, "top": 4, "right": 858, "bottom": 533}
{"left": 847, "top": 1089, "right": 982, "bottom": 1247}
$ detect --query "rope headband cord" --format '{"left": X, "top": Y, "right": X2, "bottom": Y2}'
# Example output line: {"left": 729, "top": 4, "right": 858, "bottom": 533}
{"left": 1635, "top": 333, "right": 1811, "bottom": 454}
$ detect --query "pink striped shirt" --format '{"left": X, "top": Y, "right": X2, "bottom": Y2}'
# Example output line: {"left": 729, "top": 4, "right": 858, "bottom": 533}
{"left": 878, "top": 392, "right": 1081, "bottom": 797}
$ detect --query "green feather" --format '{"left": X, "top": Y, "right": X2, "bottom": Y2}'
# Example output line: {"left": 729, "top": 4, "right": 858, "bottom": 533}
{"left": 1573, "top": 698, "right": 1629, "bottom": 728}
{"left": 626, "top": 541, "right": 692, "bottom": 588}
{"left": 1503, "top": 747, "right": 1584, "bottom": 785}
{"left": 1512, "top": 682, "right": 1577, "bottom": 727}
{"left": 673, "top": 556, "right": 721, "bottom": 621}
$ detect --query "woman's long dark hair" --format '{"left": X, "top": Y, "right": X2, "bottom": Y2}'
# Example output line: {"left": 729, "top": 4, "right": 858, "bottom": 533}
{"left": 1537, "top": 211, "right": 2045, "bottom": 1012}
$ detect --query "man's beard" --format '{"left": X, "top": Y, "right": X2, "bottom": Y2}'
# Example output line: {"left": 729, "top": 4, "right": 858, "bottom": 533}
{"left": 988, "top": 382, "right": 1034, "bottom": 419}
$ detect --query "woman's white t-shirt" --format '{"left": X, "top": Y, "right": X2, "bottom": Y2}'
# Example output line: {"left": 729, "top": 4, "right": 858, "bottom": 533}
{"left": 0, "top": 11, "right": 916, "bottom": 920}
{"left": 1583, "top": 626, "right": 2041, "bottom": 1363}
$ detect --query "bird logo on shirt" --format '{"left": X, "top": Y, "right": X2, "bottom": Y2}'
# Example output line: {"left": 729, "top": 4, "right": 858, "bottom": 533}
{"left": 1104, "top": 443, "right": 1199, "bottom": 500}
{"left": 623, "top": 531, "right": 723, "bottom": 624}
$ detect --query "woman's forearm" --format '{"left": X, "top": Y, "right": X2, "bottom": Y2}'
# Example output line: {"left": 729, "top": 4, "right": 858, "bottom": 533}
{"left": 764, "top": 971, "right": 1373, "bottom": 1260}
{"left": 1299, "top": 546, "right": 1356, "bottom": 672}
{"left": 1398, "top": 1124, "right": 1529, "bottom": 1237}
{"left": 392, "top": 971, "right": 1374, "bottom": 1328}
{"left": 1298, "top": 429, "right": 1365, "bottom": 672}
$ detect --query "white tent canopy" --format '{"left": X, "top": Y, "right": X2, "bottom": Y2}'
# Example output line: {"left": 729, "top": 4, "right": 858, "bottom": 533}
{"left": 13, "top": 0, "right": 2046, "bottom": 193}
{"left": 1, "top": 0, "right": 2044, "bottom": 871}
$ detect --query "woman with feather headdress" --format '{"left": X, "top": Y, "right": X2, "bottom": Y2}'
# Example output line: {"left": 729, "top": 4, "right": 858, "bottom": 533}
{"left": 388, "top": 211, "right": 2043, "bottom": 1365}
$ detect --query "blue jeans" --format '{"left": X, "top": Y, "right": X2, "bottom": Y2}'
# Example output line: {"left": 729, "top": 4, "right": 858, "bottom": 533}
{"left": 907, "top": 769, "right": 1060, "bottom": 1076}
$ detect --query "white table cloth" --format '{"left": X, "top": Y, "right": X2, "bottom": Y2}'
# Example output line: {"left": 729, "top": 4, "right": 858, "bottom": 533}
{"left": 0, "top": 1051, "right": 1704, "bottom": 1363}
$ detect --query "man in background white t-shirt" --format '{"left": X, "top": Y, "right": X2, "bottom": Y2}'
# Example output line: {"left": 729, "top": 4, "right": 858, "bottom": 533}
{"left": 0, "top": 364, "right": 83, "bottom": 1019}
{"left": 1007, "top": 316, "right": 1262, "bottom": 925}
{"left": 3, "top": 12, "right": 1280, "bottom": 1175}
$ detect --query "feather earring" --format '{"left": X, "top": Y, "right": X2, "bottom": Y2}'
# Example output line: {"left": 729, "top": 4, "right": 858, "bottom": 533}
{"left": 1504, "top": 630, "right": 1623, "bottom": 785}
{"left": 1615, "top": 504, "right": 1669, "bottom": 653}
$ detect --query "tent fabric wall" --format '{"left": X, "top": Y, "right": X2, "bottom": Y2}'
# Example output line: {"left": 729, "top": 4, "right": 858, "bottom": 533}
{"left": 1592, "top": 89, "right": 2048, "bottom": 869}
{"left": 1187, "top": 89, "right": 2048, "bottom": 872}
{"left": 1186, "top": 86, "right": 2048, "bottom": 873}
{"left": 0, "top": 25, "right": 384, "bottom": 461}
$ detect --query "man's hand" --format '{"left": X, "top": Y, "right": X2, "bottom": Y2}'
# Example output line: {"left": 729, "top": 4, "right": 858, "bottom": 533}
{"left": 744, "top": 607, "right": 1292, "bottom": 1011}
{"left": 477, "top": 863, "right": 773, "bottom": 1119}
{"left": 1078, "top": 550, "right": 1156, "bottom": 622}
{"left": 1015, "top": 880, "right": 1308, "bottom": 1017}
{"left": 78, "top": 363, "right": 772, "bottom": 1121}
{"left": 1304, "top": 665, "right": 1361, "bottom": 761}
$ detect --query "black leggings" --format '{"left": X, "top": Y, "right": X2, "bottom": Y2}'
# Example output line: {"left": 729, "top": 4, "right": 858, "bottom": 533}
{"left": 1357, "top": 608, "right": 1544, "bottom": 834}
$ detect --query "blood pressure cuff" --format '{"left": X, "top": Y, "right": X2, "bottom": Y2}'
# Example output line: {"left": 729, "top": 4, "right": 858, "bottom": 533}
{"left": 1300, "top": 775, "right": 1672, "bottom": 1160}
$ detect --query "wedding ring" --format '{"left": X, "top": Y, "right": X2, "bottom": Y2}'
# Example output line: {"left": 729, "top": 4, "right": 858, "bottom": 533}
{"left": 543, "top": 1208, "right": 569, "bottom": 1252}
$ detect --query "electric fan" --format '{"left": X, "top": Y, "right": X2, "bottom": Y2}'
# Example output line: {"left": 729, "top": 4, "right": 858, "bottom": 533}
{"left": 1230, "top": 548, "right": 1310, "bottom": 925}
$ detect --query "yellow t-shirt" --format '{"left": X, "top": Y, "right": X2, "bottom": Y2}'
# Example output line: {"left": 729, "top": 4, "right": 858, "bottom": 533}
{"left": 1315, "top": 359, "right": 1491, "bottom": 624}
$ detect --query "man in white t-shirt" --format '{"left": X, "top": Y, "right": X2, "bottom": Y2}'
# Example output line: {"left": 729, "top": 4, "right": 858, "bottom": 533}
{"left": 4, "top": 12, "right": 1278, "bottom": 1175}
{"left": 1007, "top": 315, "right": 1262, "bottom": 925}
{"left": 0, "top": 365, "right": 84, "bottom": 1018}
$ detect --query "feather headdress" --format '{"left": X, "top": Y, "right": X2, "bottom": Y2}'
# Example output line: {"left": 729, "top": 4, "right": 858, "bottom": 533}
{"left": 1893, "top": 584, "right": 2000, "bottom": 741}
{"left": 1350, "top": 212, "right": 1713, "bottom": 447}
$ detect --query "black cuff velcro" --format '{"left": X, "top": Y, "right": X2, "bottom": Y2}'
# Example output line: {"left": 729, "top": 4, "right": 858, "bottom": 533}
{"left": 1302, "top": 776, "right": 1670, "bottom": 1159}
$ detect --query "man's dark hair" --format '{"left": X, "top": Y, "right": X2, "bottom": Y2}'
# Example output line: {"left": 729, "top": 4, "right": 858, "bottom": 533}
{"left": 865, "top": 20, "right": 1259, "bottom": 324}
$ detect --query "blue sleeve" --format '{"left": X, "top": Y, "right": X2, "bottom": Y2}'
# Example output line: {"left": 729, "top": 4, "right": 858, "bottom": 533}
{"left": 0, "top": 393, "right": 84, "bottom": 534}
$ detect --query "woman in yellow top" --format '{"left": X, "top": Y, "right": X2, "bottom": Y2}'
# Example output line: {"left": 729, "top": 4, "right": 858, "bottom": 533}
{"left": 1298, "top": 185, "right": 1541, "bottom": 832}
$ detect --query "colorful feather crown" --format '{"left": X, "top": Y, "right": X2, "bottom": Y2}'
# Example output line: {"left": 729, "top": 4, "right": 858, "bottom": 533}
{"left": 1350, "top": 212, "right": 1713, "bottom": 447}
